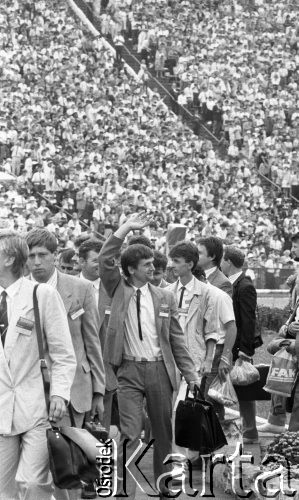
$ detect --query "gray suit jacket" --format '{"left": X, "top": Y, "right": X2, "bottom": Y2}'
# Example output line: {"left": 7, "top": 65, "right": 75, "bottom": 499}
{"left": 56, "top": 272, "right": 106, "bottom": 412}
{"left": 98, "top": 281, "right": 118, "bottom": 392}
{"left": 207, "top": 268, "right": 233, "bottom": 297}
{"left": 99, "top": 235, "right": 198, "bottom": 391}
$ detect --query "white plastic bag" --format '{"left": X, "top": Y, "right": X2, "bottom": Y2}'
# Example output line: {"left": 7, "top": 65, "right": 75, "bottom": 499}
{"left": 207, "top": 375, "right": 238, "bottom": 407}
{"left": 230, "top": 358, "right": 260, "bottom": 386}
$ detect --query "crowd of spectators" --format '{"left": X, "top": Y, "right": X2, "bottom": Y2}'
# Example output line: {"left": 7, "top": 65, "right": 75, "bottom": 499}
{"left": 102, "top": 0, "right": 299, "bottom": 194}
{"left": 0, "top": 0, "right": 298, "bottom": 288}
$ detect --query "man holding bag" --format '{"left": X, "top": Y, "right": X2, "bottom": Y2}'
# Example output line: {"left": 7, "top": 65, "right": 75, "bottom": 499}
{"left": 0, "top": 230, "right": 76, "bottom": 500}
{"left": 221, "top": 246, "right": 258, "bottom": 444}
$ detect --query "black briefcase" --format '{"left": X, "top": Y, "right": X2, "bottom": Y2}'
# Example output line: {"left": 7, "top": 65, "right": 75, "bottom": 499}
{"left": 175, "top": 388, "right": 227, "bottom": 454}
{"left": 233, "top": 365, "right": 271, "bottom": 401}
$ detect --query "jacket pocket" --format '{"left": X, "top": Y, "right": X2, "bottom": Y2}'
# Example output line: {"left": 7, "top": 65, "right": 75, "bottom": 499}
{"left": 82, "top": 360, "right": 91, "bottom": 373}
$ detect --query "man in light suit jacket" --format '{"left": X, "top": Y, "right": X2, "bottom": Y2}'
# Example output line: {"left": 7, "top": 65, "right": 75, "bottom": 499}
{"left": 26, "top": 229, "right": 106, "bottom": 427}
{"left": 99, "top": 213, "right": 201, "bottom": 499}
{"left": 78, "top": 238, "right": 117, "bottom": 432}
{"left": 0, "top": 230, "right": 76, "bottom": 500}
{"left": 198, "top": 236, "right": 233, "bottom": 297}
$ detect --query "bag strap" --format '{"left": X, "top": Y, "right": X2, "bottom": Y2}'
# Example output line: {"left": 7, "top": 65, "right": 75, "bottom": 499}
{"left": 33, "top": 285, "right": 77, "bottom": 427}
{"left": 33, "top": 284, "right": 50, "bottom": 411}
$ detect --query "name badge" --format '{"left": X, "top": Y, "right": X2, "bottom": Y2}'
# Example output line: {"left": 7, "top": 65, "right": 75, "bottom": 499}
{"left": 159, "top": 304, "right": 170, "bottom": 318}
{"left": 70, "top": 308, "right": 84, "bottom": 320}
{"left": 178, "top": 307, "right": 188, "bottom": 317}
{"left": 105, "top": 307, "right": 111, "bottom": 316}
{"left": 16, "top": 317, "right": 34, "bottom": 335}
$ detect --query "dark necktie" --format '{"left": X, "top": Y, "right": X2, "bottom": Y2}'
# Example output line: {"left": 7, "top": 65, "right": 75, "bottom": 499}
{"left": 178, "top": 286, "right": 186, "bottom": 308}
{"left": 136, "top": 289, "right": 143, "bottom": 341}
{"left": 0, "top": 291, "right": 8, "bottom": 347}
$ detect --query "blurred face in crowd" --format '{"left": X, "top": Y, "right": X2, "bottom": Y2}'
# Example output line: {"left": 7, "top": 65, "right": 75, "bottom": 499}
{"left": 151, "top": 267, "right": 165, "bottom": 287}
{"left": 27, "top": 246, "right": 56, "bottom": 282}
{"left": 292, "top": 238, "right": 299, "bottom": 261}
{"left": 80, "top": 250, "right": 100, "bottom": 281}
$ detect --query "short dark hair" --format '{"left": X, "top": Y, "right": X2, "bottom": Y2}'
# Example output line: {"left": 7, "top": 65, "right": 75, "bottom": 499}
{"left": 78, "top": 239, "right": 103, "bottom": 260}
{"left": 26, "top": 229, "right": 57, "bottom": 253}
{"left": 59, "top": 248, "right": 76, "bottom": 264}
{"left": 169, "top": 242, "right": 199, "bottom": 271}
{"left": 128, "top": 234, "right": 152, "bottom": 248}
{"left": 291, "top": 232, "right": 299, "bottom": 243}
{"left": 192, "top": 264, "right": 206, "bottom": 282}
{"left": 121, "top": 244, "right": 153, "bottom": 278}
{"left": 153, "top": 250, "right": 168, "bottom": 271}
{"left": 223, "top": 246, "right": 245, "bottom": 268}
{"left": 74, "top": 233, "right": 91, "bottom": 249}
{"left": 198, "top": 237, "right": 223, "bottom": 268}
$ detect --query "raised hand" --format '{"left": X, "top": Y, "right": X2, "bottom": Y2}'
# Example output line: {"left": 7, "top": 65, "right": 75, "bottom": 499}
{"left": 125, "top": 211, "right": 154, "bottom": 230}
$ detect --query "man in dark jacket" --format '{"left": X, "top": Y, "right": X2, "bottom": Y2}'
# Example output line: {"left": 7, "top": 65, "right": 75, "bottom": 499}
{"left": 221, "top": 246, "right": 258, "bottom": 444}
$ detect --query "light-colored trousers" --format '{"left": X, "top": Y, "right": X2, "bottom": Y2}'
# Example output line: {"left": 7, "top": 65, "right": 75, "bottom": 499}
{"left": 0, "top": 421, "right": 53, "bottom": 500}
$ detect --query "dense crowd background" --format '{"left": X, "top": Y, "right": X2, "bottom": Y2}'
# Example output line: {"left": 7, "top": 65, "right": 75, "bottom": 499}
{"left": 0, "top": 0, "right": 298, "bottom": 288}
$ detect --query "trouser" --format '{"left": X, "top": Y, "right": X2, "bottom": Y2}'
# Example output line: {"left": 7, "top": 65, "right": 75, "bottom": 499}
{"left": 268, "top": 394, "right": 287, "bottom": 427}
{"left": 0, "top": 422, "right": 53, "bottom": 500}
{"left": 103, "top": 389, "right": 115, "bottom": 432}
{"left": 289, "top": 381, "right": 299, "bottom": 431}
{"left": 201, "top": 344, "right": 225, "bottom": 422}
{"left": 239, "top": 400, "right": 258, "bottom": 440}
{"left": 117, "top": 359, "right": 173, "bottom": 499}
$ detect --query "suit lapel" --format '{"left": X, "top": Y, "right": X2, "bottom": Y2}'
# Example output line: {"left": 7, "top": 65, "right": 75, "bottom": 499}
{"left": 4, "top": 278, "right": 33, "bottom": 364}
{"left": 56, "top": 272, "right": 73, "bottom": 313}
{"left": 207, "top": 268, "right": 217, "bottom": 285}
{"left": 98, "top": 281, "right": 111, "bottom": 328}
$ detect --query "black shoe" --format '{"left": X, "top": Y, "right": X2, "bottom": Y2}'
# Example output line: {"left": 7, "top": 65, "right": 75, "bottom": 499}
{"left": 81, "top": 483, "right": 96, "bottom": 499}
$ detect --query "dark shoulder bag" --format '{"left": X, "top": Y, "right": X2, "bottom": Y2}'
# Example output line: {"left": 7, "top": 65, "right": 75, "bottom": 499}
{"left": 33, "top": 285, "right": 98, "bottom": 490}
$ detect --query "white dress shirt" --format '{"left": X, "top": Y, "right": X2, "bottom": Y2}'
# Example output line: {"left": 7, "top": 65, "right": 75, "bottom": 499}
{"left": 124, "top": 283, "right": 161, "bottom": 359}
{"left": 205, "top": 266, "right": 217, "bottom": 279}
{"left": 176, "top": 276, "right": 195, "bottom": 330}
{"left": 31, "top": 268, "right": 58, "bottom": 289}
{"left": 228, "top": 271, "right": 243, "bottom": 284}
{"left": 0, "top": 276, "right": 23, "bottom": 323}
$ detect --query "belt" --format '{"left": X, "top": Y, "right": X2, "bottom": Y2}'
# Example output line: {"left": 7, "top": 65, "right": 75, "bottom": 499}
{"left": 123, "top": 354, "right": 163, "bottom": 363}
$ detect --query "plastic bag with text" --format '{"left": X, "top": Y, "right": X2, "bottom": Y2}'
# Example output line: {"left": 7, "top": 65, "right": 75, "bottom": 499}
{"left": 264, "top": 347, "right": 297, "bottom": 397}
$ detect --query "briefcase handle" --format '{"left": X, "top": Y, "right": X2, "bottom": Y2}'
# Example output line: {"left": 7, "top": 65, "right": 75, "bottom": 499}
{"left": 185, "top": 385, "right": 205, "bottom": 401}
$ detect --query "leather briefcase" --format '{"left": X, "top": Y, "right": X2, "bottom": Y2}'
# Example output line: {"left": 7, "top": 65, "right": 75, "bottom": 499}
{"left": 175, "top": 387, "right": 227, "bottom": 454}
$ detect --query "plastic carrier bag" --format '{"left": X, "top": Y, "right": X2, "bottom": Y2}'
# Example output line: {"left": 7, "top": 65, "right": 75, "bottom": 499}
{"left": 208, "top": 375, "right": 238, "bottom": 407}
{"left": 230, "top": 358, "right": 260, "bottom": 386}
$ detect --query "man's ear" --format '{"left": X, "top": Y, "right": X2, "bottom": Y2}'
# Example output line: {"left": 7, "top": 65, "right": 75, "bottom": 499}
{"left": 127, "top": 265, "right": 135, "bottom": 276}
{"left": 4, "top": 255, "right": 15, "bottom": 269}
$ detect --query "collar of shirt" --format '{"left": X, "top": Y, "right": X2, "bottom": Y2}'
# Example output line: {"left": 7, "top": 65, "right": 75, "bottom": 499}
{"left": 0, "top": 276, "right": 23, "bottom": 300}
{"left": 133, "top": 283, "right": 149, "bottom": 296}
{"left": 79, "top": 272, "right": 101, "bottom": 290}
{"left": 229, "top": 271, "right": 243, "bottom": 284}
{"left": 178, "top": 276, "right": 195, "bottom": 293}
{"left": 205, "top": 266, "right": 217, "bottom": 278}
{"left": 31, "top": 268, "right": 58, "bottom": 289}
